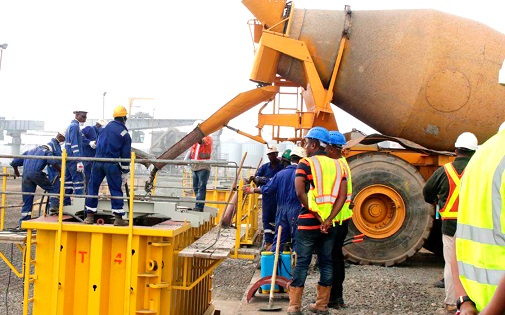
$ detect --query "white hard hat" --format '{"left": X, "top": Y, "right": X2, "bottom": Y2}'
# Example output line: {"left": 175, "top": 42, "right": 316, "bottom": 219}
{"left": 454, "top": 132, "right": 478, "bottom": 151}
{"left": 499, "top": 121, "right": 505, "bottom": 133}
{"left": 290, "top": 146, "right": 307, "bottom": 158}
{"left": 58, "top": 128, "right": 66, "bottom": 136}
{"left": 96, "top": 119, "right": 108, "bottom": 127}
{"left": 266, "top": 146, "right": 279, "bottom": 155}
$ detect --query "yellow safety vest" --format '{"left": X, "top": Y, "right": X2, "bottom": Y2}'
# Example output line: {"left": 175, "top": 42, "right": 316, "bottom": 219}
{"left": 305, "top": 155, "right": 343, "bottom": 224}
{"left": 334, "top": 157, "right": 353, "bottom": 224}
{"left": 456, "top": 131, "right": 505, "bottom": 311}
{"left": 439, "top": 163, "right": 464, "bottom": 220}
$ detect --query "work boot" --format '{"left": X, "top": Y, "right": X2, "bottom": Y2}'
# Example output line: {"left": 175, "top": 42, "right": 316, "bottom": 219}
{"left": 83, "top": 213, "right": 95, "bottom": 224}
{"left": 49, "top": 206, "right": 59, "bottom": 216}
{"left": 309, "top": 284, "right": 331, "bottom": 314}
{"left": 113, "top": 214, "right": 128, "bottom": 226}
{"left": 328, "top": 297, "right": 346, "bottom": 309}
{"left": 434, "top": 278, "right": 445, "bottom": 288}
{"left": 287, "top": 285, "right": 304, "bottom": 315}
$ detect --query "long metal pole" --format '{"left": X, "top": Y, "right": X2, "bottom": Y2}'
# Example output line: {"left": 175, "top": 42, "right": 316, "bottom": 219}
{"left": 102, "top": 91, "right": 107, "bottom": 119}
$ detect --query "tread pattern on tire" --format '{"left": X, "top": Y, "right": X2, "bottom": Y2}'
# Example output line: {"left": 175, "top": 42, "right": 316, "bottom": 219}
{"left": 343, "top": 152, "right": 433, "bottom": 266}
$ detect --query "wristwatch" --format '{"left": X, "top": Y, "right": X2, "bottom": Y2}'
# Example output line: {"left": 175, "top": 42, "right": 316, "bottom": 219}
{"left": 457, "top": 295, "right": 474, "bottom": 310}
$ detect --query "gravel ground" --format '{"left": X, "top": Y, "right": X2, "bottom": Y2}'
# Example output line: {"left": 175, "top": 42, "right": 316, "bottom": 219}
{"left": 212, "top": 249, "right": 449, "bottom": 315}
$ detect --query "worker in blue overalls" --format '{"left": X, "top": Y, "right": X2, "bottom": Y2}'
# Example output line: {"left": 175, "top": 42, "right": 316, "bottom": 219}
{"left": 250, "top": 146, "right": 284, "bottom": 250}
{"left": 84, "top": 106, "right": 132, "bottom": 226}
{"left": 47, "top": 129, "right": 66, "bottom": 214}
{"left": 81, "top": 119, "right": 107, "bottom": 189}
{"left": 10, "top": 143, "right": 61, "bottom": 227}
{"left": 64, "top": 110, "right": 87, "bottom": 205}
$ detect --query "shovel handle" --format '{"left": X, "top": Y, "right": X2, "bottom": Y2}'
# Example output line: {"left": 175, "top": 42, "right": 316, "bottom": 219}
{"left": 268, "top": 226, "right": 282, "bottom": 307}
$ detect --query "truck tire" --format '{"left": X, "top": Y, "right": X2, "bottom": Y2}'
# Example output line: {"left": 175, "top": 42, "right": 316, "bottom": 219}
{"left": 343, "top": 152, "right": 433, "bottom": 266}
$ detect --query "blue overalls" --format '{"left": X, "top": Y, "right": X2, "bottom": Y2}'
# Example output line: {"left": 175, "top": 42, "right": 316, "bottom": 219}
{"left": 81, "top": 125, "right": 99, "bottom": 189}
{"left": 261, "top": 164, "right": 300, "bottom": 252}
{"left": 46, "top": 138, "right": 64, "bottom": 209}
{"left": 256, "top": 161, "right": 283, "bottom": 244}
{"left": 85, "top": 120, "right": 132, "bottom": 215}
{"left": 64, "top": 120, "right": 84, "bottom": 201}
{"left": 10, "top": 145, "right": 58, "bottom": 224}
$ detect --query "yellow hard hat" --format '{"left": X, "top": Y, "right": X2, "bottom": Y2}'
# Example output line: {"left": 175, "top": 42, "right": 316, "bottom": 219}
{"left": 113, "top": 106, "right": 128, "bottom": 118}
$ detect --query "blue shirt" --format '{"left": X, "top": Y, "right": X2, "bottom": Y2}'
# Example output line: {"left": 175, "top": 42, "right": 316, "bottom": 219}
{"left": 81, "top": 125, "right": 98, "bottom": 158}
{"left": 261, "top": 164, "right": 300, "bottom": 212}
{"left": 255, "top": 161, "right": 284, "bottom": 186}
{"left": 95, "top": 120, "right": 132, "bottom": 173}
{"left": 11, "top": 145, "right": 58, "bottom": 175}
{"left": 65, "top": 119, "right": 83, "bottom": 158}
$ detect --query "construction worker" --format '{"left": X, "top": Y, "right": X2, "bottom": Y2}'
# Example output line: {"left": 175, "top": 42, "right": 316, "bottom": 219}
{"left": 281, "top": 148, "right": 292, "bottom": 168}
{"left": 423, "top": 131, "right": 478, "bottom": 313}
{"left": 451, "top": 130, "right": 505, "bottom": 314}
{"left": 64, "top": 110, "right": 87, "bottom": 204}
{"left": 10, "top": 142, "right": 62, "bottom": 227}
{"left": 251, "top": 146, "right": 284, "bottom": 250}
{"left": 81, "top": 119, "right": 107, "bottom": 189}
{"left": 326, "top": 130, "right": 353, "bottom": 309}
{"left": 187, "top": 121, "right": 213, "bottom": 212}
{"left": 47, "top": 129, "right": 66, "bottom": 214}
{"left": 288, "top": 126, "right": 347, "bottom": 315}
{"left": 244, "top": 146, "right": 306, "bottom": 253}
{"left": 84, "top": 106, "right": 132, "bottom": 226}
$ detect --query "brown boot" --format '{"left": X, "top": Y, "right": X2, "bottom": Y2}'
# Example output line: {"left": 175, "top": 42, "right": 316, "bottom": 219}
{"left": 287, "top": 285, "right": 304, "bottom": 315}
{"left": 83, "top": 213, "right": 95, "bottom": 224}
{"left": 113, "top": 214, "right": 128, "bottom": 226}
{"left": 309, "top": 284, "right": 331, "bottom": 314}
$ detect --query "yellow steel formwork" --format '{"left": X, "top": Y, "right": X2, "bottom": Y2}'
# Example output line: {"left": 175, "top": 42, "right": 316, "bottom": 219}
{"left": 12, "top": 151, "right": 227, "bottom": 315}
{"left": 22, "top": 218, "right": 226, "bottom": 315}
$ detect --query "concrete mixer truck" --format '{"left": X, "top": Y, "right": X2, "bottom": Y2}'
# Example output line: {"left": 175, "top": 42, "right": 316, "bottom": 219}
{"left": 145, "top": 0, "right": 505, "bottom": 266}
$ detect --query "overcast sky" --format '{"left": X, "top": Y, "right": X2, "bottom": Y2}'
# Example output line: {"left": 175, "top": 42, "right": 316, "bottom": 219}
{"left": 1, "top": 0, "right": 504, "bottom": 142}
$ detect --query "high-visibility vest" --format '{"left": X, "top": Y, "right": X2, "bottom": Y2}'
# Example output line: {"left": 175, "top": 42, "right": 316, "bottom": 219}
{"left": 190, "top": 136, "right": 213, "bottom": 160}
{"left": 334, "top": 157, "right": 353, "bottom": 223}
{"left": 439, "top": 163, "right": 464, "bottom": 220}
{"left": 305, "top": 155, "right": 343, "bottom": 223}
{"left": 456, "top": 131, "right": 505, "bottom": 311}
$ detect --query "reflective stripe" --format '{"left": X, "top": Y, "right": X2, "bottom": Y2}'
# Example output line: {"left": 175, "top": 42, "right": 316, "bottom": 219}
{"left": 439, "top": 163, "right": 463, "bottom": 220}
{"left": 120, "top": 130, "right": 127, "bottom": 137}
{"left": 456, "top": 132, "right": 505, "bottom": 310}
{"left": 111, "top": 209, "right": 125, "bottom": 215}
{"left": 73, "top": 150, "right": 79, "bottom": 153}
{"left": 458, "top": 261, "right": 504, "bottom": 286}
{"left": 335, "top": 157, "right": 353, "bottom": 222}
{"left": 305, "top": 155, "right": 342, "bottom": 221}
{"left": 21, "top": 212, "right": 32, "bottom": 216}
{"left": 85, "top": 206, "right": 97, "bottom": 213}
{"left": 457, "top": 224, "right": 505, "bottom": 246}
{"left": 264, "top": 229, "right": 274, "bottom": 234}
{"left": 121, "top": 165, "right": 130, "bottom": 170}
{"left": 71, "top": 145, "right": 79, "bottom": 148}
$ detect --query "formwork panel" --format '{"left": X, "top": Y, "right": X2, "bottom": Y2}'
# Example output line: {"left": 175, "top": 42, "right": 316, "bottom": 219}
{"left": 24, "top": 216, "right": 222, "bottom": 315}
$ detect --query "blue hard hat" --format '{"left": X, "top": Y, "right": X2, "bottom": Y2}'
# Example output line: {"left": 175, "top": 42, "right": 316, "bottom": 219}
{"left": 328, "top": 131, "right": 346, "bottom": 146}
{"left": 305, "top": 126, "right": 330, "bottom": 144}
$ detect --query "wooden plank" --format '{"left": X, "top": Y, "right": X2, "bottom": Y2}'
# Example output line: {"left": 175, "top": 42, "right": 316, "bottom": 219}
{"left": 179, "top": 225, "right": 246, "bottom": 260}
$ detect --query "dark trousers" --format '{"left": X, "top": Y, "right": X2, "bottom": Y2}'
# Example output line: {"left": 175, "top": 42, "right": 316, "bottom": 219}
{"left": 192, "top": 169, "right": 210, "bottom": 210}
{"left": 291, "top": 226, "right": 337, "bottom": 287}
{"left": 331, "top": 220, "right": 349, "bottom": 300}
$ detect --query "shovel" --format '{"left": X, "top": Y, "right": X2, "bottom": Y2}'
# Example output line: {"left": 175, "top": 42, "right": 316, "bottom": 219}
{"left": 259, "top": 225, "right": 282, "bottom": 312}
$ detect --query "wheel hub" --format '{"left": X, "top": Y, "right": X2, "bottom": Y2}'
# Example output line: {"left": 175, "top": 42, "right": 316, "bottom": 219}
{"left": 352, "top": 184, "right": 406, "bottom": 239}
